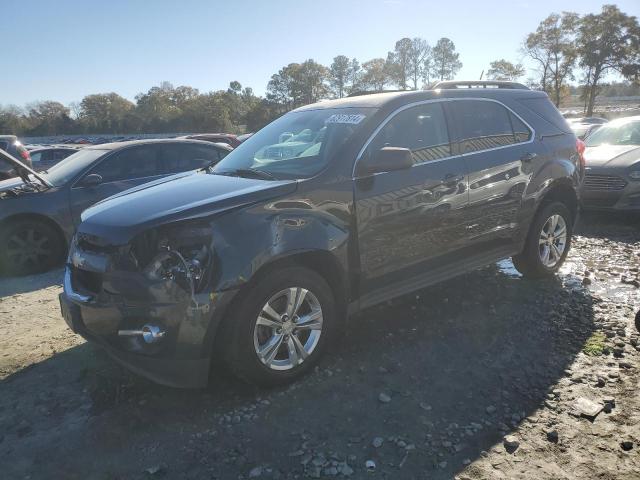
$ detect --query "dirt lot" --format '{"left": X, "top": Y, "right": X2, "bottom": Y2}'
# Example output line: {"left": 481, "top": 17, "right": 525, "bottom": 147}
{"left": 1, "top": 212, "right": 639, "bottom": 480}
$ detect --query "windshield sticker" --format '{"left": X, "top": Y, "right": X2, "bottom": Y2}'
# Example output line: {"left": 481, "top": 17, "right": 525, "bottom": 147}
{"left": 325, "top": 114, "right": 366, "bottom": 125}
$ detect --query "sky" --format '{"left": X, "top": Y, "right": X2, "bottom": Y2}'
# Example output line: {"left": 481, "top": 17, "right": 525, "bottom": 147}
{"left": 2, "top": 0, "right": 639, "bottom": 108}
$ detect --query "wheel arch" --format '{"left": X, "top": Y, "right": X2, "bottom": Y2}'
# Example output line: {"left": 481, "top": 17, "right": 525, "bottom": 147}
{"left": 207, "top": 249, "right": 349, "bottom": 363}
{"left": 252, "top": 250, "right": 350, "bottom": 314}
{"left": 516, "top": 179, "right": 578, "bottom": 254}
{"left": 539, "top": 179, "right": 579, "bottom": 223}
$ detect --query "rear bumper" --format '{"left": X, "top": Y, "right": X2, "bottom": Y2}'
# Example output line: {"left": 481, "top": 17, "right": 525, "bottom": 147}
{"left": 60, "top": 266, "right": 239, "bottom": 388}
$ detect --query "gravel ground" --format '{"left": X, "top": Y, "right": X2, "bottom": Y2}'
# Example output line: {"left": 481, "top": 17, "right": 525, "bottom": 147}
{"left": 0, "top": 212, "right": 638, "bottom": 480}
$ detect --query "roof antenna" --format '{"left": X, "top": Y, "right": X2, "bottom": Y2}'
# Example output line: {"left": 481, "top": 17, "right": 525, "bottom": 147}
{"left": 479, "top": 70, "right": 484, "bottom": 80}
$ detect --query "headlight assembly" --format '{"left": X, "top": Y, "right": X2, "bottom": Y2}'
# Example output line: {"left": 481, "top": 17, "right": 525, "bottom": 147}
{"left": 133, "top": 223, "right": 213, "bottom": 295}
{"left": 629, "top": 170, "right": 640, "bottom": 181}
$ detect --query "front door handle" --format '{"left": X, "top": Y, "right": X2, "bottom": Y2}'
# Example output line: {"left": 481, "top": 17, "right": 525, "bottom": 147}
{"left": 520, "top": 152, "right": 537, "bottom": 163}
{"left": 442, "top": 173, "right": 464, "bottom": 187}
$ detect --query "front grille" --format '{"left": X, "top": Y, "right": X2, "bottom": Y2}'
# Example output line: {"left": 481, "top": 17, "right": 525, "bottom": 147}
{"left": 584, "top": 174, "right": 627, "bottom": 191}
{"left": 72, "top": 267, "right": 103, "bottom": 294}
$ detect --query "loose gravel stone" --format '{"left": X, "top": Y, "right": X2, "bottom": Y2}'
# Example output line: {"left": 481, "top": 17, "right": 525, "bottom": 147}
{"left": 621, "top": 441, "right": 633, "bottom": 451}
{"left": 378, "top": 392, "right": 391, "bottom": 403}
{"left": 503, "top": 435, "right": 520, "bottom": 452}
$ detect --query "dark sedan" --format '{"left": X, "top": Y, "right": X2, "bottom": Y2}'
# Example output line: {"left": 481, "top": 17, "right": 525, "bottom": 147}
{"left": 581, "top": 116, "right": 640, "bottom": 211}
{"left": 567, "top": 117, "right": 608, "bottom": 140}
{"left": 0, "top": 139, "right": 231, "bottom": 275}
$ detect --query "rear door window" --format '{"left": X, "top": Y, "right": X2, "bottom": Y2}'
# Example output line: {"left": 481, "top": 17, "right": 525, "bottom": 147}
{"left": 0, "top": 142, "right": 8, "bottom": 151}
{"left": 517, "top": 97, "right": 571, "bottom": 134}
{"left": 160, "top": 143, "right": 222, "bottom": 174}
{"left": 449, "top": 100, "right": 522, "bottom": 154}
{"left": 53, "top": 149, "right": 73, "bottom": 161}
{"left": 510, "top": 113, "right": 533, "bottom": 142}
{"left": 89, "top": 145, "right": 161, "bottom": 183}
{"left": 366, "top": 102, "right": 451, "bottom": 164}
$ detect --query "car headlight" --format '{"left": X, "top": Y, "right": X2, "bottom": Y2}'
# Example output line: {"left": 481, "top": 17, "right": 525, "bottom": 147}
{"left": 143, "top": 247, "right": 207, "bottom": 285}
{"left": 629, "top": 170, "right": 640, "bottom": 181}
{"left": 132, "top": 223, "right": 213, "bottom": 294}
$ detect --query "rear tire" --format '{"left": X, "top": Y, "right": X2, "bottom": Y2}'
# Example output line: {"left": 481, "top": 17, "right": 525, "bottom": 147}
{"left": 512, "top": 202, "right": 573, "bottom": 278}
{"left": 223, "top": 266, "right": 336, "bottom": 387}
{"left": 0, "top": 219, "right": 65, "bottom": 276}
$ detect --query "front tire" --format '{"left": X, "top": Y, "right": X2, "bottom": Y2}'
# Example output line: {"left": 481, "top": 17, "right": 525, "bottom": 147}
{"left": 512, "top": 202, "right": 573, "bottom": 278}
{"left": 223, "top": 266, "right": 336, "bottom": 387}
{"left": 0, "top": 219, "right": 65, "bottom": 276}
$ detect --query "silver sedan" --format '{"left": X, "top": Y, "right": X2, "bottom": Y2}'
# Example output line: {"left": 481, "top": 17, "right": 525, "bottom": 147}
{"left": 581, "top": 116, "right": 640, "bottom": 211}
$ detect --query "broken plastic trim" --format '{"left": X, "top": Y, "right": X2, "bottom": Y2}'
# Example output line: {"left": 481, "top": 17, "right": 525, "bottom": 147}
{"left": 134, "top": 221, "right": 214, "bottom": 307}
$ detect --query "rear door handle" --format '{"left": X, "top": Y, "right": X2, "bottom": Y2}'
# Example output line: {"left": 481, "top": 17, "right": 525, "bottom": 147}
{"left": 520, "top": 152, "right": 537, "bottom": 163}
{"left": 442, "top": 173, "right": 463, "bottom": 187}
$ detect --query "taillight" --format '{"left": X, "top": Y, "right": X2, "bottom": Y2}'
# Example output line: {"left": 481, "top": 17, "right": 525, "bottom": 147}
{"left": 17, "top": 146, "right": 30, "bottom": 162}
{"left": 576, "top": 139, "right": 586, "bottom": 170}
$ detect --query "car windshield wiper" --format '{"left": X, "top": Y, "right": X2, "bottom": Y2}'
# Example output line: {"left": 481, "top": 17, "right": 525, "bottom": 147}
{"left": 217, "top": 168, "right": 277, "bottom": 180}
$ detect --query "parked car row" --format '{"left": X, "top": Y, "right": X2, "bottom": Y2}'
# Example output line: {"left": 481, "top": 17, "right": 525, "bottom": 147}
{"left": 566, "top": 116, "right": 608, "bottom": 140}
{"left": 28, "top": 146, "right": 81, "bottom": 171}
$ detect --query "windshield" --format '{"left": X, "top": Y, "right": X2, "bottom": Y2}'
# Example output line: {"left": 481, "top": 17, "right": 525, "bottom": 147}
{"left": 585, "top": 119, "right": 640, "bottom": 147}
{"left": 41, "top": 148, "right": 108, "bottom": 186}
{"left": 212, "top": 107, "right": 375, "bottom": 179}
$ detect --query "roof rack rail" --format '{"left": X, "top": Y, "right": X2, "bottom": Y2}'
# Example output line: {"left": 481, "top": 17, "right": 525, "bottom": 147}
{"left": 346, "top": 89, "right": 407, "bottom": 97}
{"left": 431, "top": 80, "right": 529, "bottom": 90}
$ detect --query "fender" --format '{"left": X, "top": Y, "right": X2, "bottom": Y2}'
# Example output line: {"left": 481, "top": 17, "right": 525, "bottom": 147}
{"left": 516, "top": 149, "right": 580, "bottom": 247}
{"left": 211, "top": 197, "right": 351, "bottom": 293}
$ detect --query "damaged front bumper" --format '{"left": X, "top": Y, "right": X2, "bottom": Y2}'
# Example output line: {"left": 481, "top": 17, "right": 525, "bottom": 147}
{"left": 59, "top": 236, "right": 238, "bottom": 388}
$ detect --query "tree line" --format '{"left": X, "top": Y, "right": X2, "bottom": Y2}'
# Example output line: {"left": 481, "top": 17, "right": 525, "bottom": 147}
{"left": 522, "top": 4, "right": 639, "bottom": 114}
{"left": 1, "top": 4, "right": 638, "bottom": 137}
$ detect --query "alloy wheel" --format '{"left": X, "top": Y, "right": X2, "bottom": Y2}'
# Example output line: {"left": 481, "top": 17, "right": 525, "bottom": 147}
{"left": 253, "top": 287, "right": 323, "bottom": 371}
{"left": 5, "top": 227, "right": 54, "bottom": 272}
{"left": 538, "top": 214, "right": 567, "bottom": 268}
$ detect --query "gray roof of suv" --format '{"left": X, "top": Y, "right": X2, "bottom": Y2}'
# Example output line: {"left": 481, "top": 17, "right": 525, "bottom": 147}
{"left": 84, "top": 138, "right": 219, "bottom": 151}
{"left": 295, "top": 88, "right": 548, "bottom": 111}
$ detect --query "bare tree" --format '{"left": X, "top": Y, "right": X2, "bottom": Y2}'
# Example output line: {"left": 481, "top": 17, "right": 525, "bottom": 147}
{"left": 487, "top": 59, "right": 526, "bottom": 81}
{"left": 576, "top": 5, "right": 640, "bottom": 115}
{"left": 388, "top": 38, "right": 413, "bottom": 89}
{"left": 432, "top": 38, "right": 462, "bottom": 81}
{"left": 361, "top": 58, "right": 394, "bottom": 91}
{"left": 407, "top": 38, "right": 430, "bottom": 90}
{"left": 524, "top": 12, "right": 579, "bottom": 106}
{"left": 329, "top": 55, "right": 351, "bottom": 98}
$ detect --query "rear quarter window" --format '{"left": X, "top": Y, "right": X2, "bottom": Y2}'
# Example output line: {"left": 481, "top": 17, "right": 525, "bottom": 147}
{"left": 0, "top": 142, "right": 8, "bottom": 151}
{"left": 516, "top": 97, "right": 572, "bottom": 135}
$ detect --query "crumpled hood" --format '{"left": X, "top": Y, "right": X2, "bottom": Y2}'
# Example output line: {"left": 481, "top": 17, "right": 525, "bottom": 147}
{"left": 584, "top": 145, "right": 640, "bottom": 168}
{"left": 0, "top": 177, "right": 27, "bottom": 192}
{"left": 79, "top": 171, "right": 297, "bottom": 244}
{"left": 0, "top": 176, "right": 51, "bottom": 197}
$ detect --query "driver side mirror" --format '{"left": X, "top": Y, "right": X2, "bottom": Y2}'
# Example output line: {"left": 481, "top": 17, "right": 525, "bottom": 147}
{"left": 80, "top": 173, "right": 103, "bottom": 187}
{"left": 356, "top": 147, "right": 413, "bottom": 177}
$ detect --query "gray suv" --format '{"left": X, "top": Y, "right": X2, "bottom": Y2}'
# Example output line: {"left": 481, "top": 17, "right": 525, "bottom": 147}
{"left": 0, "top": 139, "right": 231, "bottom": 275}
{"left": 60, "top": 82, "right": 584, "bottom": 387}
